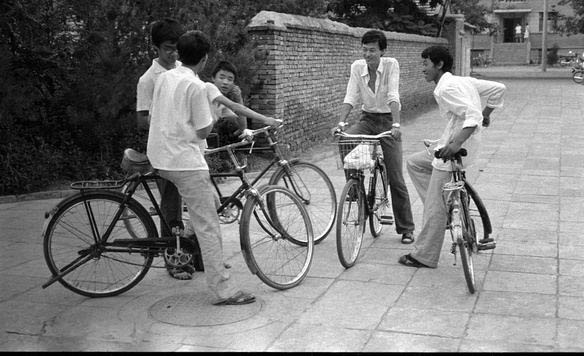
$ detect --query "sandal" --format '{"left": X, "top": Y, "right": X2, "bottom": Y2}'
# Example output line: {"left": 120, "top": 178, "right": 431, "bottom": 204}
{"left": 213, "top": 291, "right": 256, "bottom": 306}
{"left": 401, "top": 232, "right": 415, "bottom": 244}
{"left": 398, "top": 254, "right": 429, "bottom": 268}
{"left": 167, "top": 264, "right": 196, "bottom": 280}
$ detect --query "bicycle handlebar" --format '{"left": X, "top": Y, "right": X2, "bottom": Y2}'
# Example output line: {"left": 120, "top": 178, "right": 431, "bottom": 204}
{"left": 333, "top": 130, "right": 393, "bottom": 140}
{"left": 204, "top": 124, "right": 282, "bottom": 155}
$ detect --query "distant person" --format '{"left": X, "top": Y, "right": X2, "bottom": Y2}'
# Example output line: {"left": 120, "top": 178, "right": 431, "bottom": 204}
{"left": 399, "top": 46, "right": 506, "bottom": 269}
{"left": 515, "top": 23, "right": 522, "bottom": 43}
{"left": 523, "top": 24, "right": 529, "bottom": 42}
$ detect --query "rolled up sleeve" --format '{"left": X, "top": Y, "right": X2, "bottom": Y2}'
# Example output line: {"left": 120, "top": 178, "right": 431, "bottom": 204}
{"left": 386, "top": 59, "right": 401, "bottom": 109}
{"left": 343, "top": 62, "right": 361, "bottom": 107}
{"left": 472, "top": 78, "right": 506, "bottom": 109}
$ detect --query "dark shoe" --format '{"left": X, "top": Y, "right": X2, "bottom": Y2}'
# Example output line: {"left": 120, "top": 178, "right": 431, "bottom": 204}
{"left": 398, "top": 254, "right": 429, "bottom": 268}
{"left": 401, "top": 232, "right": 415, "bottom": 244}
{"left": 213, "top": 291, "right": 256, "bottom": 306}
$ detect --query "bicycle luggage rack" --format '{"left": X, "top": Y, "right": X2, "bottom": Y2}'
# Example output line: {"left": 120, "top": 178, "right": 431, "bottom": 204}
{"left": 70, "top": 180, "right": 126, "bottom": 191}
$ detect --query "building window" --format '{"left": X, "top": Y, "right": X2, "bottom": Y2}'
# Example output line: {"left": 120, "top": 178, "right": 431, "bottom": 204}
{"left": 539, "top": 11, "right": 558, "bottom": 32}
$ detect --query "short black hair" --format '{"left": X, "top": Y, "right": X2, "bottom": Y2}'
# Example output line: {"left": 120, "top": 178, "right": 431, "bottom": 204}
{"left": 177, "top": 30, "right": 211, "bottom": 66}
{"left": 361, "top": 30, "right": 387, "bottom": 51}
{"left": 421, "top": 46, "right": 453, "bottom": 73}
{"left": 150, "top": 18, "right": 184, "bottom": 47}
{"left": 212, "top": 61, "right": 238, "bottom": 79}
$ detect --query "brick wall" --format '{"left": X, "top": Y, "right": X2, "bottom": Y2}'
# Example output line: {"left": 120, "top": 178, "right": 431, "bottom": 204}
{"left": 246, "top": 11, "right": 448, "bottom": 153}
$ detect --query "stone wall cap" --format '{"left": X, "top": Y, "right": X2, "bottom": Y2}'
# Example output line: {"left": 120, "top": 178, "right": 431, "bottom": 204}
{"left": 248, "top": 10, "right": 447, "bottom": 44}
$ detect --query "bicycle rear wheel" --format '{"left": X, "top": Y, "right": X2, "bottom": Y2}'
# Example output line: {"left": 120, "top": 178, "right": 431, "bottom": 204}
{"left": 43, "top": 191, "right": 157, "bottom": 297}
{"left": 269, "top": 160, "right": 337, "bottom": 244}
{"left": 240, "top": 185, "right": 314, "bottom": 290}
{"left": 336, "top": 179, "right": 365, "bottom": 268}
{"left": 369, "top": 163, "right": 390, "bottom": 237}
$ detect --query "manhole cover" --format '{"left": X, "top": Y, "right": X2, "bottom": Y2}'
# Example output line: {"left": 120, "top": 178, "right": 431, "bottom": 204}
{"left": 148, "top": 292, "right": 262, "bottom": 326}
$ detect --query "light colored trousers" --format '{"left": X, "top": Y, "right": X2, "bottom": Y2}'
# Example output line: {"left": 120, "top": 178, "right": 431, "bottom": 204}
{"left": 406, "top": 151, "right": 452, "bottom": 268}
{"left": 158, "top": 169, "right": 239, "bottom": 301}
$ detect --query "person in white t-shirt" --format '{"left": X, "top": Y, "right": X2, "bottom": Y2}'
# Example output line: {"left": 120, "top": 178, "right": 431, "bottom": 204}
{"left": 147, "top": 30, "right": 280, "bottom": 305}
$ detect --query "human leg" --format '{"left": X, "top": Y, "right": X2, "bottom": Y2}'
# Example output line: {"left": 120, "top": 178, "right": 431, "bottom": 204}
{"left": 159, "top": 170, "right": 245, "bottom": 302}
{"left": 405, "top": 168, "right": 451, "bottom": 268}
{"left": 406, "top": 150, "right": 434, "bottom": 204}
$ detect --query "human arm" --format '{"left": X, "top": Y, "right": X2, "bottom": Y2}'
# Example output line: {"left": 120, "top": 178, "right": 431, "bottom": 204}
{"left": 136, "top": 75, "right": 154, "bottom": 130}
{"left": 386, "top": 59, "right": 402, "bottom": 139}
{"left": 439, "top": 126, "right": 476, "bottom": 159}
{"left": 225, "top": 85, "right": 247, "bottom": 131}
{"left": 471, "top": 78, "right": 506, "bottom": 127}
{"left": 213, "top": 95, "right": 280, "bottom": 127}
{"left": 136, "top": 111, "right": 150, "bottom": 130}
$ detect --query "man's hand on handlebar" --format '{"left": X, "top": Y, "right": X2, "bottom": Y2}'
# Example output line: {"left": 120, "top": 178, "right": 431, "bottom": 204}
{"left": 238, "top": 129, "right": 254, "bottom": 141}
{"left": 331, "top": 122, "right": 347, "bottom": 136}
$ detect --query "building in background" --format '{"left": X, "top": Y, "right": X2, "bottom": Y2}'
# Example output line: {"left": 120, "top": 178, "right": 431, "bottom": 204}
{"left": 471, "top": 0, "right": 584, "bottom": 65}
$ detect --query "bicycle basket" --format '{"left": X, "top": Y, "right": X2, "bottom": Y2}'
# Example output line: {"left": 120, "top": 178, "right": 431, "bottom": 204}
{"left": 336, "top": 139, "right": 379, "bottom": 170}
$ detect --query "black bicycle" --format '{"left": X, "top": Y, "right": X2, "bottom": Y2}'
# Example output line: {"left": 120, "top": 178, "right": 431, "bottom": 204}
{"left": 41, "top": 128, "right": 314, "bottom": 297}
{"left": 123, "top": 125, "right": 337, "bottom": 244}
{"left": 427, "top": 140, "right": 495, "bottom": 293}
{"left": 333, "top": 130, "right": 394, "bottom": 268}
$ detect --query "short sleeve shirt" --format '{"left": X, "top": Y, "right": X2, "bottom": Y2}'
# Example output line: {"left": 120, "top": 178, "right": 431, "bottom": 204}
{"left": 136, "top": 59, "right": 181, "bottom": 112}
{"left": 147, "top": 66, "right": 214, "bottom": 171}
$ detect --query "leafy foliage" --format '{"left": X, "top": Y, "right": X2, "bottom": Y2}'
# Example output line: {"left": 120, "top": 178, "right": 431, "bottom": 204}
{"left": 558, "top": 0, "right": 584, "bottom": 34}
{"left": 0, "top": 0, "right": 327, "bottom": 195}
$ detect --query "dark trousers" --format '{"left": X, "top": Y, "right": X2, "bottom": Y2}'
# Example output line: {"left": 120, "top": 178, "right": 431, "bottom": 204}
{"left": 341, "top": 112, "right": 415, "bottom": 234}
{"left": 155, "top": 178, "right": 182, "bottom": 237}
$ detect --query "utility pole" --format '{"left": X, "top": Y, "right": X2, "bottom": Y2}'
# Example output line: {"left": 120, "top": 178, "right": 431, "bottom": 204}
{"left": 541, "top": 0, "right": 548, "bottom": 71}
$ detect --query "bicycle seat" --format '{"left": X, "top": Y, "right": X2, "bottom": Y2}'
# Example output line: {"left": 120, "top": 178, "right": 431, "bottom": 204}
{"left": 434, "top": 148, "right": 467, "bottom": 162}
{"left": 120, "top": 148, "right": 153, "bottom": 174}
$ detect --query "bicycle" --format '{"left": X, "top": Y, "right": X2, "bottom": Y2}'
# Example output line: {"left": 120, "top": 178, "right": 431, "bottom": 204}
{"left": 333, "top": 129, "right": 394, "bottom": 268}
{"left": 572, "top": 65, "right": 584, "bottom": 84}
{"left": 424, "top": 140, "right": 496, "bottom": 294}
{"left": 41, "top": 129, "right": 314, "bottom": 297}
{"left": 122, "top": 124, "right": 337, "bottom": 244}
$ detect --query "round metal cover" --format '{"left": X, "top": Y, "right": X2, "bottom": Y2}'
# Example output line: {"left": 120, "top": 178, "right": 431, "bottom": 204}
{"left": 148, "top": 292, "right": 262, "bottom": 326}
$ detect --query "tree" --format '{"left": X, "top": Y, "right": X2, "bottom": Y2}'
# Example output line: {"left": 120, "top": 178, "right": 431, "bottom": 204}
{"left": 558, "top": 0, "right": 584, "bottom": 34}
{"left": 450, "top": 0, "right": 492, "bottom": 33}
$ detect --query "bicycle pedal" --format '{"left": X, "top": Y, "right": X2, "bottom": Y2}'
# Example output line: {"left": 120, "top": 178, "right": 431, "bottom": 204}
{"left": 479, "top": 237, "right": 494, "bottom": 244}
{"left": 478, "top": 242, "right": 496, "bottom": 251}
{"left": 380, "top": 215, "right": 394, "bottom": 225}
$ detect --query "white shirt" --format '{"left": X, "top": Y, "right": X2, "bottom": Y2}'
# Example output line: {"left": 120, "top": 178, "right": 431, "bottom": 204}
{"left": 136, "top": 59, "right": 181, "bottom": 112}
{"left": 147, "top": 66, "right": 216, "bottom": 171}
{"left": 343, "top": 57, "right": 401, "bottom": 113}
{"left": 432, "top": 72, "right": 506, "bottom": 171}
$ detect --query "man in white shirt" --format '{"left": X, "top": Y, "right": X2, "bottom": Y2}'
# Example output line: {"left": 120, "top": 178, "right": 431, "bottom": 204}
{"left": 147, "top": 30, "right": 279, "bottom": 305}
{"left": 334, "top": 30, "right": 416, "bottom": 244}
{"left": 399, "top": 45, "right": 506, "bottom": 268}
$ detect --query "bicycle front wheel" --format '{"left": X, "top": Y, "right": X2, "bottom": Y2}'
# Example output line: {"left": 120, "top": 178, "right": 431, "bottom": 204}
{"left": 336, "top": 179, "right": 365, "bottom": 268}
{"left": 269, "top": 160, "right": 337, "bottom": 244}
{"left": 465, "top": 182, "right": 492, "bottom": 243}
{"left": 240, "top": 185, "right": 314, "bottom": 290}
{"left": 43, "top": 191, "right": 157, "bottom": 297}
{"left": 457, "top": 236, "right": 476, "bottom": 294}
{"left": 573, "top": 70, "right": 584, "bottom": 84}
{"left": 369, "top": 163, "right": 390, "bottom": 237}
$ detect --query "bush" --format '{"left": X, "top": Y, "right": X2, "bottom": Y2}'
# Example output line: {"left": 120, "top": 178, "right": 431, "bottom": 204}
{"left": 548, "top": 43, "right": 560, "bottom": 66}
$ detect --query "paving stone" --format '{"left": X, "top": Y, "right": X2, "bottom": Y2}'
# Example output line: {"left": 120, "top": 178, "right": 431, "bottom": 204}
{"left": 557, "top": 319, "right": 584, "bottom": 351}
{"left": 465, "top": 314, "right": 556, "bottom": 346}
{"left": 489, "top": 254, "right": 557, "bottom": 275}
{"left": 559, "top": 275, "right": 584, "bottom": 297}
{"left": 482, "top": 270, "right": 556, "bottom": 294}
{"left": 459, "top": 339, "right": 556, "bottom": 352}
{"left": 268, "top": 322, "right": 370, "bottom": 352}
{"left": 560, "top": 259, "right": 584, "bottom": 276}
{"left": 364, "top": 331, "right": 459, "bottom": 352}
{"left": 394, "top": 286, "right": 477, "bottom": 313}
{"left": 379, "top": 307, "right": 470, "bottom": 338}
{"left": 337, "top": 262, "right": 415, "bottom": 285}
{"left": 560, "top": 196, "right": 584, "bottom": 222}
{"left": 474, "top": 291, "right": 556, "bottom": 318}
{"left": 559, "top": 296, "right": 584, "bottom": 321}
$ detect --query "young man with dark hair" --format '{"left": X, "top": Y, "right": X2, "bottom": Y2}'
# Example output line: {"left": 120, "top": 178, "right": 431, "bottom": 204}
{"left": 209, "top": 60, "right": 247, "bottom": 146}
{"left": 135, "top": 18, "right": 188, "bottom": 279}
{"left": 147, "top": 30, "right": 280, "bottom": 305}
{"left": 399, "top": 45, "right": 506, "bottom": 268}
{"left": 334, "top": 29, "right": 416, "bottom": 244}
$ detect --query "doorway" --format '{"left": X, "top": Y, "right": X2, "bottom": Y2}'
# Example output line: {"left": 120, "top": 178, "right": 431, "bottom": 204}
{"left": 503, "top": 18, "right": 522, "bottom": 43}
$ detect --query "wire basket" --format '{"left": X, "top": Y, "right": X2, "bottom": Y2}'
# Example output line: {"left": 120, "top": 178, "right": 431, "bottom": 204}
{"left": 334, "top": 139, "right": 381, "bottom": 170}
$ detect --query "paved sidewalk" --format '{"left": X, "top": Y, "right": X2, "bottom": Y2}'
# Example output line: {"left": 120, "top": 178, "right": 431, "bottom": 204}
{"left": 1, "top": 77, "right": 583, "bottom": 352}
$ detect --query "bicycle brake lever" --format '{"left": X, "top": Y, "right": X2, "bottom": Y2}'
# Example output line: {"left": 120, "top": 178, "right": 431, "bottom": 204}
{"left": 248, "top": 140, "right": 255, "bottom": 154}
